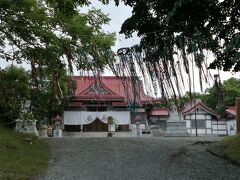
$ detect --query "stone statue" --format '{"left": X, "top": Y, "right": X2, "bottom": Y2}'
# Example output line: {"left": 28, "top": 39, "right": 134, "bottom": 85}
{"left": 165, "top": 103, "right": 189, "bottom": 137}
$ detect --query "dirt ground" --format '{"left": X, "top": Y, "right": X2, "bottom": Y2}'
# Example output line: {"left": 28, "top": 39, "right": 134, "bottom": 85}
{"left": 35, "top": 137, "right": 240, "bottom": 180}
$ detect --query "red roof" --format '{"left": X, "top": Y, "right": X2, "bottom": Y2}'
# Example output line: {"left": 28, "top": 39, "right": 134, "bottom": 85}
{"left": 181, "top": 99, "right": 220, "bottom": 117}
{"left": 71, "top": 94, "right": 125, "bottom": 101}
{"left": 226, "top": 106, "right": 236, "bottom": 116}
{"left": 70, "top": 76, "right": 158, "bottom": 104}
{"left": 112, "top": 101, "right": 128, "bottom": 105}
{"left": 69, "top": 101, "right": 82, "bottom": 107}
{"left": 148, "top": 108, "right": 169, "bottom": 116}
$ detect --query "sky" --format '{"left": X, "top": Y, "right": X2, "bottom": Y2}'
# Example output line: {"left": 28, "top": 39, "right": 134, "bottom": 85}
{"left": 82, "top": 1, "right": 240, "bottom": 94}
{"left": 1, "top": 1, "right": 239, "bottom": 94}
{"left": 81, "top": 1, "right": 141, "bottom": 51}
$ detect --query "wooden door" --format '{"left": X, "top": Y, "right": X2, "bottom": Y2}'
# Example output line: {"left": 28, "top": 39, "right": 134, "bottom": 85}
{"left": 83, "top": 118, "right": 108, "bottom": 131}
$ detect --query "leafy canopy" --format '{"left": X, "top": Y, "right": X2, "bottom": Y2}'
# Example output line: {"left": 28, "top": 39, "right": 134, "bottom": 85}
{"left": 0, "top": 0, "right": 116, "bottom": 123}
{"left": 0, "top": 66, "right": 30, "bottom": 128}
{"left": 112, "top": 0, "right": 239, "bottom": 103}
{"left": 178, "top": 78, "right": 240, "bottom": 113}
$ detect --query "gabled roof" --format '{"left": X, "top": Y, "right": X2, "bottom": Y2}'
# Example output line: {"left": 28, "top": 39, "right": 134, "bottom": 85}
{"left": 79, "top": 79, "right": 117, "bottom": 96}
{"left": 70, "top": 76, "right": 159, "bottom": 104}
{"left": 226, "top": 106, "right": 236, "bottom": 116}
{"left": 181, "top": 99, "right": 220, "bottom": 117}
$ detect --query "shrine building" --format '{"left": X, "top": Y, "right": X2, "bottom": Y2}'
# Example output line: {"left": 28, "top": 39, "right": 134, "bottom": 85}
{"left": 63, "top": 76, "right": 168, "bottom": 132}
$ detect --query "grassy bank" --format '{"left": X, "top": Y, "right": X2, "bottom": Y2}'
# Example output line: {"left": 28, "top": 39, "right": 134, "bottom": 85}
{"left": 0, "top": 128, "right": 50, "bottom": 179}
{"left": 218, "top": 135, "right": 240, "bottom": 164}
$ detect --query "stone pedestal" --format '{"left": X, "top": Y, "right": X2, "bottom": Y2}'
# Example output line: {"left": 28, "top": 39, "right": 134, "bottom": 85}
{"left": 165, "top": 110, "right": 189, "bottom": 137}
{"left": 131, "top": 121, "right": 142, "bottom": 137}
{"left": 108, "top": 124, "right": 115, "bottom": 132}
{"left": 53, "top": 129, "right": 62, "bottom": 137}
{"left": 165, "top": 121, "right": 190, "bottom": 137}
{"left": 15, "top": 120, "right": 39, "bottom": 136}
{"left": 39, "top": 125, "right": 48, "bottom": 138}
{"left": 131, "top": 129, "right": 142, "bottom": 137}
{"left": 52, "top": 115, "right": 63, "bottom": 138}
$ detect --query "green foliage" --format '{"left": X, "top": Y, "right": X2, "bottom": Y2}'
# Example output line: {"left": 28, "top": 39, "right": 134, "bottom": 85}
{"left": 203, "top": 77, "right": 240, "bottom": 112}
{"left": 116, "top": 0, "right": 239, "bottom": 71}
{"left": 0, "top": 0, "right": 116, "bottom": 125}
{"left": 30, "top": 66, "right": 67, "bottom": 122}
{"left": 178, "top": 92, "right": 206, "bottom": 108}
{"left": 222, "top": 78, "right": 240, "bottom": 106}
{"left": 0, "top": 66, "right": 30, "bottom": 128}
{"left": 157, "top": 92, "right": 207, "bottom": 110}
{"left": 0, "top": 128, "right": 50, "bottom": 179}
{"left": 19, "top": 109, "right": 36, "bottom": 123}
{"left": 179, "top": 78, "right": 240, "bottom": 113}
{"left": 107, "top": 116, "right": 114, "bottom": 125}
{"left": 113, "top": 0, "right": 239, "bottom": 102}
{"left": 218, "top": 135, "right": 240, "bottom": 164}
{"left": 0, "top": 0, "right": 116, "bottom": 71}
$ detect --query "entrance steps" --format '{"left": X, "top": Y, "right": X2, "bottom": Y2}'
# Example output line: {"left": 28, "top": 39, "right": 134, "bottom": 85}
{"left": 62, "top": 131, "right": 132, "bottom": 138}
{"left": 149, "top": 125, "right": 165, "bottom": 137}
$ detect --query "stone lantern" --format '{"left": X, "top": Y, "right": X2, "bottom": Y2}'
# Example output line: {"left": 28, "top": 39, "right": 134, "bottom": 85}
{"left": 39, "top": 117, "right": 48, "bottom": 138}
{"left": 53, "top": 115, "right": 62, "bottom": 137}
{"left": 15, "top": 100, "right": 39, "bottom": 136}
{"left": 134, "top": 115, "right": 142, "bottom": 137}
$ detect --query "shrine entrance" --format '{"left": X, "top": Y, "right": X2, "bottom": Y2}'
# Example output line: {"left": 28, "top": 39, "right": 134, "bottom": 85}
{"left": 83, "top": 118, "right": 108, "bottom": 132}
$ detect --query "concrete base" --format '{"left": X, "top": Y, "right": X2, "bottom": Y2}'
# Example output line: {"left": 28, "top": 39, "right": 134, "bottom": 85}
{"left": 15, "top": 121, "right": 39, "bottom": 136}
{"left": 108, "top": 125, "right": 115, "bottom": 132}
{"left": 53, "top": 129, "right": 62, "bottom": 137}
{"left": 165, "top": 121, "right": 190, "bottom": 137}
{"left": 131, "top": 129, "right": 142, "bottom": 137}
{"left": 39, "top": 125, "right": 48, "bottom": 138}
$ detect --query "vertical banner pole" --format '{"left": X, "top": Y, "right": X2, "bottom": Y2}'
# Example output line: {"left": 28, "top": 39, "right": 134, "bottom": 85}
{"left": 236, "top": 98, "right": 240, "bottom": 134}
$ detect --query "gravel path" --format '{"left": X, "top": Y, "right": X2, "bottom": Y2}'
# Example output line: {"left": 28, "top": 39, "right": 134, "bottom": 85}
{"left": 36, "top": 137, "right": 240, "bottom": 180}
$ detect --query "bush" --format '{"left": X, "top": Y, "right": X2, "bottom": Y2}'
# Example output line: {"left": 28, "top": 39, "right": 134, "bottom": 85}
{"left": 107, "top": 116, "right": 114, "bottom": 125}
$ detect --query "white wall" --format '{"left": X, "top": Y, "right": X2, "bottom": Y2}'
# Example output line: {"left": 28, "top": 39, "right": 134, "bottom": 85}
{"left": 186, "top": 121, "right": 212, "bottom": 135}
{"left": 184, "top": 107, "right": 227, "bottom": 136}
{"left": 226, "top": 119, "right": 237, "bottom": 136}
{"left": 130, "top": 124, "right": 146, "bottom": 130}
{"left": 212, "top": 120, "right": 227, "bottom": 135}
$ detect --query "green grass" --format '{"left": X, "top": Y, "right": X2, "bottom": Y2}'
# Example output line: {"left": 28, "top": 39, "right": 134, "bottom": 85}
{"left": 0, "top": 128, "right": 50, "bottom": 180}
{"left": 217, "top": 135, "right": 240, "bottom": 164}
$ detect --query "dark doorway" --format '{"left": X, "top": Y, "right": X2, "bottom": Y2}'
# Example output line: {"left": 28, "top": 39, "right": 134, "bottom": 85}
{"left": 64, "top": 125, "right": 81, "bottom": 132}
{"left": 83, "top": 118, "right": 108, "bottom": 131}
{"left": 117, "top": 125, "right": 129, "bottom": 131}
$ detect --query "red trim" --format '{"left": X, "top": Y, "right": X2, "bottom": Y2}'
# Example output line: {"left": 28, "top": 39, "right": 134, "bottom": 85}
{"left": 182, "top": 99, "right": 220, "bottom": 117}
{"left": 72, "top": 95, "right": 125, "bottom": 100}
{"left": 112, "top": 102, "right": 128, "bottom": 105}
{"left": 148, "top": 108, "right": 169, "bottom": 116}
{"left": 226, "top": 106, "right": 236, "bottom": 116}
{"left": 79, "top": 81, "right": 117, "bottom": 96}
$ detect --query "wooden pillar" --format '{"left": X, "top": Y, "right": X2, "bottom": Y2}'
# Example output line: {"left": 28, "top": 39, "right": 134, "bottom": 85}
{"left": 236, "top": 98, "right": 240, "bottom": 134}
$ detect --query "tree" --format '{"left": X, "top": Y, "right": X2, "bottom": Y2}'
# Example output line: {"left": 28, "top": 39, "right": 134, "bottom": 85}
{"left": 200, "top": 78, "right": 240, "bottom": 112}
{"left": 30, "top": 66, "right": 72, "bottom": 124}
{"left": 0, "top": 0, "right": 116, "bottom": 122}
{"left": 178, "top": 78, "right": 240, "bottom": 113}
{"left": 222, "top": 78, "right": 240, "bottom": 106}
{"left": 112, "top": 0, "right": 239, "bottom": 102}
{"left": 0, "top": 66, "right": 30, "bottom": 128}
{"left": 0, "top": 0, "right": 115, "bottom": 92}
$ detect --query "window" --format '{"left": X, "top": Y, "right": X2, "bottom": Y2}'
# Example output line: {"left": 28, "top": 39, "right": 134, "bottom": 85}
{"left": 191, "top": 120, "right": 206, "bottom": 128}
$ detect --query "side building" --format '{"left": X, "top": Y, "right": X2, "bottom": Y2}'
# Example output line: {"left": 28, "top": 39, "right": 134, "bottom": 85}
{"left": 182, "top": 99, "right": 227, "bottom": 136}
